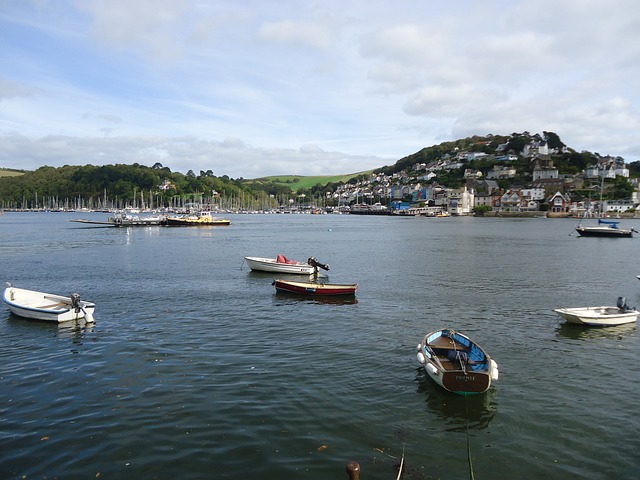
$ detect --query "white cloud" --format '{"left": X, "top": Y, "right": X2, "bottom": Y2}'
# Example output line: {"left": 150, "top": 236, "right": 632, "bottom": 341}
{"left": 0, "top": 133, "right": 385, "bottom": 177}
{"left": 257, "top": 20, "right": 335, "bottom": 50}
{"left": 2, "top": 0, "right": 640, "bottom": 178}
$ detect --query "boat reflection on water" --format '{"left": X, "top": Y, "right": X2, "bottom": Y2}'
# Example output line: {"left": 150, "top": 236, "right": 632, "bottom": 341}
{"left": 415, "top": 368, "right": 497, "bottom": 431}
{"left": 556, "top": 322, "right": 637, "bottom": 341}
{"left": 5, "top": 311, "right": 95, "bottom": 345}
{"left": 273, "top": 291, "right": 358, "bottom": 305}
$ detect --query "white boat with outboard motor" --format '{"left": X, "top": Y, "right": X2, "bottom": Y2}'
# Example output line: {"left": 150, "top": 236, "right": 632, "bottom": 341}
{"left": 244, "top": 255, "right": 330, "bottom": 275}
{"left": 554, "top": 297, "right": 639, "bottom": 326}
{"left": 2, "top": 283, "right": 95, "bottom": 323}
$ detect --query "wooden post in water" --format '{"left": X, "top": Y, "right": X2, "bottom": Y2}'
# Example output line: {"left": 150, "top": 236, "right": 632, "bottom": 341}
{"left": 346, "top": 461, "right": 360, "bottom": 480}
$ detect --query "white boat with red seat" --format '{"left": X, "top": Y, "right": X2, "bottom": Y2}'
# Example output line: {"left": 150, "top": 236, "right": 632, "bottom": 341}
{"left": 244, "top": 255, "right": 329, "bottom": 275}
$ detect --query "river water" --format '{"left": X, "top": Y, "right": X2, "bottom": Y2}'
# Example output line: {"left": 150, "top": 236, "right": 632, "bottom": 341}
{"left": 1, "top": 212, "right": 639, "bottom": 479}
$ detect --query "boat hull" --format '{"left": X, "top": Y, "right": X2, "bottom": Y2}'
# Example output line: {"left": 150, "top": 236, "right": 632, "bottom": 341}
{"left": 553, "top": 307, "right": 639, "bottom": 326}
{"left": 3, "top": 286, "right": 95, "bottom": 323}
{"left": 272, "top": 279, "right": 358, "bottom": 296}
{"left": 436, "top": 370, "right": 491, "bottom": 394}
{"left": 245, "top": 257, "right": 316, "bottom": 275}
{"left": 575, "top": 226, "right": 633, "bottom": 237}
{"left": 166, "top": 218, "right": 230, "bottom": 226}
{"left": 417, "top": 329, "right": 497, "bottom": 395}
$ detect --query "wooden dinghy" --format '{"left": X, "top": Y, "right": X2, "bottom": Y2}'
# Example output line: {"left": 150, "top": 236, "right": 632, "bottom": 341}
{"left": 3, "top": 284, "right": 95, "bottom": 323}
{"left": 272, "top": 279, "right": 358, "bottom": 296}
{"left": 416, "top": 329, "right": 498, "bottom": 395}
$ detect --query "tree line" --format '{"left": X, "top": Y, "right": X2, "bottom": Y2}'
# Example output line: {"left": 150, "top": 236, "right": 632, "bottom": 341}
{"left": 0, "top": 163, "right": 285, "bottom": 210}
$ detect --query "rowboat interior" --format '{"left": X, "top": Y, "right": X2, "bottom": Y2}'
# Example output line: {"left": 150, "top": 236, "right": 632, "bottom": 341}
{"left": 427, "top": 333, "right": 484, "bottom": 371}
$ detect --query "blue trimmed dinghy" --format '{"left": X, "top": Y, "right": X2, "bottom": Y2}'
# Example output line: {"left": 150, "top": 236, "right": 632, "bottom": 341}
{"left": 417, "top": 329, "right": 498, "bottom": 395}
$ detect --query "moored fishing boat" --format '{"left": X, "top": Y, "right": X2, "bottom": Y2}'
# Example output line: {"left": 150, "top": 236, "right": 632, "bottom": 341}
{"left": 165, "top": 211, "right": 231, "bottom": 226}
{"left": 2, "top": 283, "right": 95, "bottom": 323}
{"left": 245, "top": 255, "right": 330, "bottom": 275}
{"left": 272, "top": 279, "right": 358, "bottom": 296}
{"left": 416, "top": 329, "right": 498, "bottom": 395}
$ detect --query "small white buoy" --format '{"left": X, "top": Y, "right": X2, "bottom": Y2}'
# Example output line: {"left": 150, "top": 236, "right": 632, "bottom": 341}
{"left": 416, "top": 352, "right": 425, "bottom": 364}
{"left": 425, "top": 363, "right": 438, "bottom": 375}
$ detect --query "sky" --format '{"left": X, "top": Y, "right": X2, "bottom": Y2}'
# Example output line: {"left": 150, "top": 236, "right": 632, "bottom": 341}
{"left": 1, "top": 0, "right": 640, "bottom": 178}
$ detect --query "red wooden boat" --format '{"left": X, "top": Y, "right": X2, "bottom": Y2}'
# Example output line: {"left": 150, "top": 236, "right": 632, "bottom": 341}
{"left": 272, "top": 279, "right": 358, "bottom": 296}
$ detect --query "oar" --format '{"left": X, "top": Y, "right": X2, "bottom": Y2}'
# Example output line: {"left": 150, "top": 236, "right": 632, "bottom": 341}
{"left": 396, "top": 448, "right": 405, "bottom": 480}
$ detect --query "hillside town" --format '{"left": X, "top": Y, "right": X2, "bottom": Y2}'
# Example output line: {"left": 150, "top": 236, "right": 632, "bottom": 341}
{"left": 2, "top": 133, "right": 638, "bottom": 217}
{"left": 328, "top": 137, "right": 638, "bottom": 217}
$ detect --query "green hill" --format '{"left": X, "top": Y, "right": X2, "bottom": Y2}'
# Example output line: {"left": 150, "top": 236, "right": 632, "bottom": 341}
{"left": 248, "top": 171, "right": 374, "bottom": 192}
{"left": 0, "top": 168, "right": 26, "bottom": 178}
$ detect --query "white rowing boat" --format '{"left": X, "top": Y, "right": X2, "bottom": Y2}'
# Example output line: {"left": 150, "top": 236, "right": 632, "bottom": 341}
{"left": 416, "top": 329, "right": 498, "bottom": 395}
{"left": 3, "top": 284, "right": 95, "bottom": 323}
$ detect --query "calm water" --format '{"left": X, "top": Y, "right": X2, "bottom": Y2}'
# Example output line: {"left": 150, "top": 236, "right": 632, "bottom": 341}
{"left": 1, "top": 212, "right": 639, "bottom": 479}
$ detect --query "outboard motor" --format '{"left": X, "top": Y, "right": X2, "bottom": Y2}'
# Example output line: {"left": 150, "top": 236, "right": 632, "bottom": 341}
{"left": 617, "top": 296, "right": 630, "bottom": 312}
{"left": 71, "top": 293, "right": 81, "bottom": 313}
{"left": 307, "top": 257, "right": 330, "bottom": 271}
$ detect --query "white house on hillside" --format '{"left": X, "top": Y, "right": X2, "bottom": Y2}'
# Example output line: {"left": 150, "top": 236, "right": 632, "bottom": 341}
{"left": 524, "top": 141, "right": 549, "bottom": 157}
{"left": 532, "top": 166, "right": 559, "bottom": 180}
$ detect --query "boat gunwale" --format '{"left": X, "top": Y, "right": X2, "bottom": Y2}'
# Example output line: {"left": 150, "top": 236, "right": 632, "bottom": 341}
{"left": 273, "top": 279, "right": 358, "bottom": 295}
{"left": 553, "top": 306, "right": 640, "bottom": 319}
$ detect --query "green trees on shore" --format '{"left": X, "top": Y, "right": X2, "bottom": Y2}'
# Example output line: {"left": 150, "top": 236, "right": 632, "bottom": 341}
{"left": 0, "top": 163, "right": 271, "bottom": 210}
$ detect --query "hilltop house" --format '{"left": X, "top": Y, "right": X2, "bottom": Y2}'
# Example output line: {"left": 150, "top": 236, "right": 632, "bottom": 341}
{"left": 523, "top": 141, "right": 549, "bottom": 157}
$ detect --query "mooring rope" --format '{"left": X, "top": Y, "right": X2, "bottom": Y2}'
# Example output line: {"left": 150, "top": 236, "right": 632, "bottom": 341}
{"left": 465, "top": 395, "right": 475, "bottom": 480}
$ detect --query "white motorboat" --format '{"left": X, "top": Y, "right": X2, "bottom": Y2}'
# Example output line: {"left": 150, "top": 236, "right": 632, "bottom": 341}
{"left": 2, "top": 284, "right": 95, "bottom": 323}
{"left": 244, "top": 255, "right": 329, "bottom": 275}
{"left": 554, "top": 297, "right": 639, "bottom": 326}
{"left": 575, "top": 219, "right": 634, "bottom": 238}
{"left": 416, "top": 329, "right": 498, "bottom": 395}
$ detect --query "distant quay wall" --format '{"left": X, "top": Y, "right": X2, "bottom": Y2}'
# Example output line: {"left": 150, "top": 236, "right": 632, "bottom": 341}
{"left": 478, "top": 211, "right": 546, "bottom": 218}
{"left": 479, "top": 211, "right": 639, "bottom": 219}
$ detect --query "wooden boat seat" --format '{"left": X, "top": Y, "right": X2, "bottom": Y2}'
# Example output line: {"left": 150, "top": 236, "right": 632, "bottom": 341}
{"left": 36, "top": 302, "right": 68, "bottom": 309}
{"left": 428, "top": 336, "right": 468, "bottom": 350}
{"left": 438, "top": 358, "right": 459, "bottom": 371}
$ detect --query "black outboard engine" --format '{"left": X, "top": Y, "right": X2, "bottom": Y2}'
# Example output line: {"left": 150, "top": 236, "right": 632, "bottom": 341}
{"left": 617, "top": 296, "right": 630, "bottom": 312}
{"left": 307, "top": 257, "right": 330, "bottom": 271}
{"left": 71, "top": 293, "right": 81, "bottom": 313}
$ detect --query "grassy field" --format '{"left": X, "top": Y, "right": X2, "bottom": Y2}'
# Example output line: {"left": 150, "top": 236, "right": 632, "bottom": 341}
{"left": 249, "top": 171, "right": 373, "bottom": 192}
{"left": 0, "top": 168, "right": 25, "bottom": 178}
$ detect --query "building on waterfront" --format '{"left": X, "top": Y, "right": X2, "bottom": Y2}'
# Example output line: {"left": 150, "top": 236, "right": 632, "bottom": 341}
{"left": 548, "top": 191, "right": 571, "bottom": 213}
